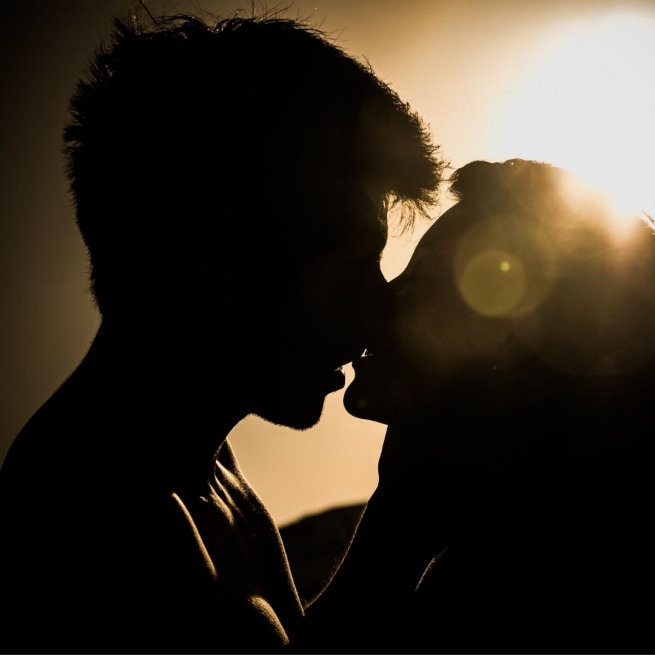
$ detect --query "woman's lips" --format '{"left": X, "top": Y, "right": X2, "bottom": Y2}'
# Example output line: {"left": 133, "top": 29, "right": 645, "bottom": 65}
{"left": 346, "top": 353, "right": 414, "bottom": 422}
{"left": 351, "top": 350, "right": 375, "bottom": 372}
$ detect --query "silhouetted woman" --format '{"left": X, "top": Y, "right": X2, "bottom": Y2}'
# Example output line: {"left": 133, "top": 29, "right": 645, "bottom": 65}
{"left": 345, "top": 159, "right": 655, "bottom": 653}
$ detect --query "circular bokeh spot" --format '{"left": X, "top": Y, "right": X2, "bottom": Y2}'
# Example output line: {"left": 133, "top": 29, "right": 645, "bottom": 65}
{"left": 458, "top": 249, "right": 526, "bottom": 316}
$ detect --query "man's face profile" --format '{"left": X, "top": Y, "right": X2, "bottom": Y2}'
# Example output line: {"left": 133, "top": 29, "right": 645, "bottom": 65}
{"left": 59, "top": 12, "right": 443, "bottom": 433}
{"left": 221, "top": 170, "right": 390, "bottom": 431}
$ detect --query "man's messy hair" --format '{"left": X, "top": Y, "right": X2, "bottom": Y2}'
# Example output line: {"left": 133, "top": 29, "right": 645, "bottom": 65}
{"left": 63, "top": 7, "right": 446, "bottom": 315}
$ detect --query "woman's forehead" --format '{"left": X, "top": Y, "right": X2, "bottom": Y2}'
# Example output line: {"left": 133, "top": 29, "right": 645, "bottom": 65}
{"left": 404, "top": 202, "right": 475, "bottom": 273}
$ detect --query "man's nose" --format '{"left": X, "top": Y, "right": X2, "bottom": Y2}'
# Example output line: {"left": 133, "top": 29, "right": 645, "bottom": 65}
{"left": 364, "top": 270, "right": 411, "bottom": 355}
{"left": 358, "top": 273, "right": 396, "bottom": 354}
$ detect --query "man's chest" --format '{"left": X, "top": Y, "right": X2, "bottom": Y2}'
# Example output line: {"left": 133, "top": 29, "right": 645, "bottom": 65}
{"left": 164, "top": 462, "right": 303, "bottom": 632}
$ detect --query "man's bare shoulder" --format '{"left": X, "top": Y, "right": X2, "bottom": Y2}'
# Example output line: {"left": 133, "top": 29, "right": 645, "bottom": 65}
{"left": 0, "top": 379, "right": 81, "bottom": 495}
{"left": 141, "top": 479, "right": 299, "bottom": 648}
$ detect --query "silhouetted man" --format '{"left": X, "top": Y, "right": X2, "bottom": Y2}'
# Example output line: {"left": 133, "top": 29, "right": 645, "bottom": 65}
{"left": 0, "top": 11, "right": 444, "bottom": 653}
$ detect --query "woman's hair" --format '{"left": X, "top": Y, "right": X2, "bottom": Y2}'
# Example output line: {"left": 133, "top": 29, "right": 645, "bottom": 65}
{"left": 447, "top": 159, "right": 655, "bottom": 381}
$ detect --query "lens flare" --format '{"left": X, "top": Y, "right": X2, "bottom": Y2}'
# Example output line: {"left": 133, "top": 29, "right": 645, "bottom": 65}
{"left": 454, "top": 214, "right": 557, "bottom": 319}
{"left": 459, "top": 249, "right": 526, "bottom": 317}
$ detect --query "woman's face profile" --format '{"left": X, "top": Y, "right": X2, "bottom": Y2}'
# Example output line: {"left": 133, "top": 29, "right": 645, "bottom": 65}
{"left": 344, "top": 200, "right": 521, "bottom": 424}
{"left": 345, "top": 176, "right": 655, "bottom": 428}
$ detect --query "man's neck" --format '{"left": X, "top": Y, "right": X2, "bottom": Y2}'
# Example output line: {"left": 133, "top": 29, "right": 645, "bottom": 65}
{"left": 73, "top": 318, "right": 248, "bottom": 489}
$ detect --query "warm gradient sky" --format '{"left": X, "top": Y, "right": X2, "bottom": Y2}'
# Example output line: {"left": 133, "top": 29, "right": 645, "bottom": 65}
{"left": 2, "top": 0, "right": 654, "bottom": 526}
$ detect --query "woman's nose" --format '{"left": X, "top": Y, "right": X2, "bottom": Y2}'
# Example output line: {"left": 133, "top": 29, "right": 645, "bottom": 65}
{"left": 388, "top": 271, "right": 406, "bottom": 297}
{"left": 369, "top": 269, "right": 413, "bottom": 356}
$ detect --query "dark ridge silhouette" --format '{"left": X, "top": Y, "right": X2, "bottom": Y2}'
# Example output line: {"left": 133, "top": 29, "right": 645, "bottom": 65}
{"left": 280, "top": 503, "right": 366, "bottom": 606}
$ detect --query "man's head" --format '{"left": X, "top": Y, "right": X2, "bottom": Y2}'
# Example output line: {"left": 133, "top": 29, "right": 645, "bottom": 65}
{"left": 64, "top": 10, "right": 445, "bottom": 428}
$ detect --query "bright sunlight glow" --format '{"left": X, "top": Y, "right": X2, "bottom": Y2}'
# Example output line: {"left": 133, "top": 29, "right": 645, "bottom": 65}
{"left": 494, "top": 12, "right": 655, "bottom": 220}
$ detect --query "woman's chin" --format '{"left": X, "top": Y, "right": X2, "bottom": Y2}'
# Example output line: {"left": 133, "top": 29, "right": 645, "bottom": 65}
{"left": 343, "top": 380, "right": 388, "bottom": 423}
{"left": 343, "top": 371, "right": 413, "bottom": 424}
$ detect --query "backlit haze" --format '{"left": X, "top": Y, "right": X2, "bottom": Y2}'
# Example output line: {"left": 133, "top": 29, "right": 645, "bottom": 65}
{"left": 2, "top": 0, "right": 654, "bottom": 526}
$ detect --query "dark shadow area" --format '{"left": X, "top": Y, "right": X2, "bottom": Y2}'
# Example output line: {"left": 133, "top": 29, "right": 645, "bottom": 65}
{"left": 280, "top": 503, "right": 366, "bottom": 605}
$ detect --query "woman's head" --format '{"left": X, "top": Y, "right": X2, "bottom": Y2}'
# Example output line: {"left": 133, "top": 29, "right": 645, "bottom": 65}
{"left": 345, "top": 159, "right": 655, "bottom": 428}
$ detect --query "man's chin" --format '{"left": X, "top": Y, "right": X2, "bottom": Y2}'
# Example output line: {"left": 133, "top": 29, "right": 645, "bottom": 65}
{"left": 249, "top": 366, "right": 347, "bottom": 430}
{"left": 257, "top": 412, "right": 323, "bottom": 432}
{"left": 253, "top": 396, "right": 326, "bottom": 431}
